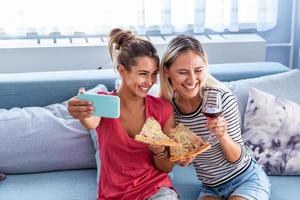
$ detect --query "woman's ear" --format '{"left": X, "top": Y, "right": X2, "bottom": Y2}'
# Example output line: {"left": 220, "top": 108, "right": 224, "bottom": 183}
{"left": 163, "top": 67, "right": 170, "bottom": 78}
{"left": 118, "top": 65, "right": 126, "bottom": 77}
{"left": 163, "top": 67, "right": 173, "bottom": 85}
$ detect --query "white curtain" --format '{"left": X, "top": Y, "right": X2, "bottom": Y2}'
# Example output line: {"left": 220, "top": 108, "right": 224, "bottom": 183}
{"left": 0, "top": 0, "right": 278, "bottom": 36}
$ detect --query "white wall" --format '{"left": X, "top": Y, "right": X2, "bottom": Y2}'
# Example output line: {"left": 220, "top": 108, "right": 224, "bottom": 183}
{"left": 0, "top": 34, "right": 266, "bottom": 73}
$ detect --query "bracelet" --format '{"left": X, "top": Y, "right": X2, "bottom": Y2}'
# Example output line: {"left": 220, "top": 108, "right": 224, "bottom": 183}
{"left": 153, "top": 149, "right": 167, "bottom": 158}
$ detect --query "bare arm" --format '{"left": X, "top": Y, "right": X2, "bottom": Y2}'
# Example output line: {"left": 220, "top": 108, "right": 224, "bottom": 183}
{"left": 219, "top": 133, "right": 242, "bottom": 163}
{"left": 150, "top": 113, "right": 176, "bottom": 173}
{"left": 207, "top": 116, "right": 241, "bottom": 162}
{"left": 68, "top": 98, "right": 100, "bottom": 129}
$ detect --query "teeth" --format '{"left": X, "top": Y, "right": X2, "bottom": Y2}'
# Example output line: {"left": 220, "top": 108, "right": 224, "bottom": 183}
{"left": 184, "top": 85, "right": 196, "bottom": 89}
{"left": 140, "top": 86, "right": 149, "bottom": 92}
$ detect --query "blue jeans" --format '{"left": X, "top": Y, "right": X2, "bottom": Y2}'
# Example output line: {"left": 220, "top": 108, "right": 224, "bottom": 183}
{"left": 198, "top": 159, "right": 271, "bottom": 200}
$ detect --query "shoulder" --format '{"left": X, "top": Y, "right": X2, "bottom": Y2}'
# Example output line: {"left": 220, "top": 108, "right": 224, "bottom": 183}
{"left": 217, "top": 89, "right": 239, "bottom": 114}
{"left": 208, "top": 87, "right": 236, "bottom": 100}
{"left": 220, "top": 89, "right": 237, "bottom": 103}
{"left": 146, "top": 95, "right": 172, "bottom": 108}
{"left": 146, "top": 95, "right": 173, "bottom": 128}
{"left": 207, "top": 88, "right": 237, "bottom": 109}
{"left": 207, "top": 87, "right": 230, "bottom": 95}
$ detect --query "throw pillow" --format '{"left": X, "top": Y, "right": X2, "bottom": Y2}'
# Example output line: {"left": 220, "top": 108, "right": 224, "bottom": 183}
{"left": 225, "top": 69, "right": 300, "bottom": 126}
{"left": 0, "top": 105, "right": 96, "bottom": 174}
{"left": 243, "top": 88, "right": 300, "bottom": 175}
{"left": 0, "top": 84, "right": 106, "bottom": 174}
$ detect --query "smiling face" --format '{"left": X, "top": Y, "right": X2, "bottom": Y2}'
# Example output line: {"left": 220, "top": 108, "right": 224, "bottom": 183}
{"left": 164, "top": 50, "right": 207, "bottom": 100}
{"left": 120, "top": 56, "right": 158, "bottom": 98}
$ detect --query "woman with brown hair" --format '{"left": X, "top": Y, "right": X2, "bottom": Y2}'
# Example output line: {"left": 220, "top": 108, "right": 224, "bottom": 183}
{"left": 68, "top": 28, "right": 179, "bottom": 200}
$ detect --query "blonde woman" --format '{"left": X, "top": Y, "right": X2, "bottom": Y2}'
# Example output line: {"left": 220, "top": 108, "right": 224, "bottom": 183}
{"left": 68, "top": 28, "right": 179, "bottom": 200}
{"left": 160, "top": 35, "right": 270, "bottom": 200}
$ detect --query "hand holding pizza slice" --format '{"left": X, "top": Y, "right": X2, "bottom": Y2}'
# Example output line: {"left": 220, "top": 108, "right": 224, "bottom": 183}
{"left": 169, "top": 124, "right": 211, "bottom": 162}
{"left": 135, "top": 117, "right": 180, "bottom": 147}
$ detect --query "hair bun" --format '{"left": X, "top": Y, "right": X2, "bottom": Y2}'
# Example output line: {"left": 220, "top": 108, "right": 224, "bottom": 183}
{"left": 109, "top": 28, "right": 136, "bottom": 49}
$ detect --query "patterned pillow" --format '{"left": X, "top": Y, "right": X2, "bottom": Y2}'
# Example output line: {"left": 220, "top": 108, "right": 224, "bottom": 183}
{"left": 243, "top": 88, "right": 300, "bottom": 175}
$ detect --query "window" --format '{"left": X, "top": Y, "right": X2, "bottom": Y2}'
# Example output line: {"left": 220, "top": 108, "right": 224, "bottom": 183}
{"left": 0, "top": 0, "right": 278, "bottom": 37}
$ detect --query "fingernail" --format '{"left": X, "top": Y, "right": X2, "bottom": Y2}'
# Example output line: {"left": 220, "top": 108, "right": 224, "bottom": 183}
{"left": 78, "top": 87, "right": 86, "bottom": 94}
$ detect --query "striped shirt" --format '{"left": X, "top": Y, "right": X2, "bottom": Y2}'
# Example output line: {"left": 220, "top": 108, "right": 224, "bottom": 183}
{"left": 172, "top": 88, "right": 252, "bottom": 187}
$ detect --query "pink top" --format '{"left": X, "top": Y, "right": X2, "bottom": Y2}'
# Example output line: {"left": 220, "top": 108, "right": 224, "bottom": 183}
{"left": 96, "top": 94, "right": 174, "bottom": 200}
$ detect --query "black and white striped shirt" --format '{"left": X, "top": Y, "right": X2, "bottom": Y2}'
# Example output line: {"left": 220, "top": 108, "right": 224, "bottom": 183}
{"left": 172, "top": 88, "right": 252, "bottom": 187}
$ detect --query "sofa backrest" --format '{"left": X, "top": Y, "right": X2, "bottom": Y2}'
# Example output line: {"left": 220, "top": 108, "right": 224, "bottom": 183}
{"left": 209, "top": 62, "right": 289, "bottom": 81}
{"left": 0, "top": 62, "right": 289, "bottom": 110}
{"left": 0, "top": 69, "right": 119, "bottom": 109}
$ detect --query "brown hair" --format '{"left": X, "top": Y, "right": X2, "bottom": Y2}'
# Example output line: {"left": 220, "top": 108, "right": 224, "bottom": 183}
{"left": 108, "top": 28, "right": 159, "bottom": 71}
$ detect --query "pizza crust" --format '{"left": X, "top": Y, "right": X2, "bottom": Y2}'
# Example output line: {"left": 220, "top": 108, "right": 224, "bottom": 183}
{"left": 169, "top": 143, "right": 211, "bottom": 162}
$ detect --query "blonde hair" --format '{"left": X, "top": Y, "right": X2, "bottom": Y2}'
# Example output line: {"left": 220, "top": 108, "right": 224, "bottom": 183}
{"left": 108, "top": 28, "right": 159, "bottom": 71}
{"left": 159, "top": 35, "right": 227, "bottom": 101}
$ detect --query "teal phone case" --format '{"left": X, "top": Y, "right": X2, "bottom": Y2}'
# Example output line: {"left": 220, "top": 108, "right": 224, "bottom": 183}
{"left": 77, "top": 93, "right": 120, "bottom": 118}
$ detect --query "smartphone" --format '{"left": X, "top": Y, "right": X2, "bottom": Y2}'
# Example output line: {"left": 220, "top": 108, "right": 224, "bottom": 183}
{"left": 77, "top": 93, "right": 120, "bottom": 118}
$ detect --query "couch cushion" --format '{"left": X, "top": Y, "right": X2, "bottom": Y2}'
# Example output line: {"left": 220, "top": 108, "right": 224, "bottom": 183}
{"left": 172, "top": 165, "right": 201, "bottom": 199}
{"left": 0, "top": 102, "right": 96, "bottom": 174}
{"left": 243, "top": 88, "right": 300, "bottom": 175}
{"left": 226, "top": 69, "right": 300, "bottom": 126}
{"left": 0, "top": 84, "right": 107, "bottom": 174}
{"left": 269, "top": 176, "right": 300, "bottom": 200}
{"left": 0, "top": 169, "right": 97, "bottom": 200}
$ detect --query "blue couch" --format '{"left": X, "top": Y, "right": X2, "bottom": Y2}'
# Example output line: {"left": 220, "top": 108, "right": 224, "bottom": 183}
{"left": 0, "top": 62, "right": 299, "bottom": 200}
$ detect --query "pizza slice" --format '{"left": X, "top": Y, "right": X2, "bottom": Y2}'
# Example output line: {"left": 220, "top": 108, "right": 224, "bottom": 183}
{"left": 135, "top": 117, "right": 180, "bottom": 147}
{"left": 169, "top": 124, "right": 211, "bottom": 162}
